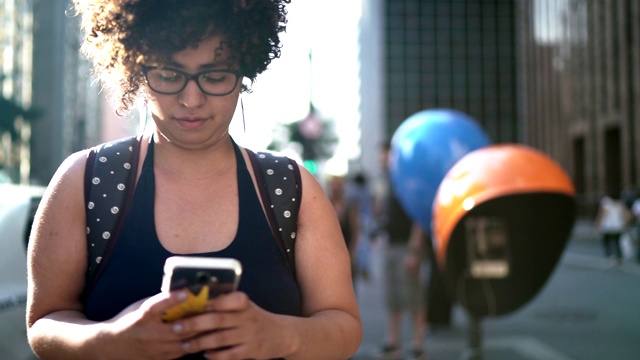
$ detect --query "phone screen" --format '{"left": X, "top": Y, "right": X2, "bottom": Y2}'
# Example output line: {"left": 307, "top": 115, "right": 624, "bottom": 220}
{"left": 161, "top": 256, "right": 242, "bottom": 321}
{"left": 169, "top": 266, "right": 239, "bottom": 299}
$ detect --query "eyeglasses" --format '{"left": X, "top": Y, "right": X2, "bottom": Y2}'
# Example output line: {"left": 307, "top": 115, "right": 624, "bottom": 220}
{"left": 142, "top": 66, "right": 241, "bottom": 96}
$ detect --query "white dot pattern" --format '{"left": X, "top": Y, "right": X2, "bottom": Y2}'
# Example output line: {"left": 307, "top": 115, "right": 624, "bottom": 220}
{"left": 251, "top": 150, "right": 301, "bottom": 273}
{"left": 86, "top": 138, "right": 301, "bottom": 282}
{"left": 85, "top": 136, "right": 138, "bottom": 278}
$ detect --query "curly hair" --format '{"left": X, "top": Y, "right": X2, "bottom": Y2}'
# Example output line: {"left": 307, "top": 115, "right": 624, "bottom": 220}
{"left": 72, "top": 0, "right": 290, "bottom": 114}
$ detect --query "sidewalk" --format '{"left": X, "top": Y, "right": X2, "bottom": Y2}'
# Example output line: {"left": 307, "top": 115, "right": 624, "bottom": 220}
{"left": 571, "top": 217, "right": 640, "bottom": 262}
{"left": 353, "top": 217, "right": 640, "bottom": 360}
{"left": 569, "top": 218, "right": 600, "bottom": 243}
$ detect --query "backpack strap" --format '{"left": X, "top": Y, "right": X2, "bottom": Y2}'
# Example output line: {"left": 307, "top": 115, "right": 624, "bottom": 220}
{"left": 247, "top": 149, "right": 302, "bottom": 276}
{"left": 83, "top": 135, "right": 141, "bottom": 297}
{"left": 82, "top": 137, "right": 301, "bottom": 295}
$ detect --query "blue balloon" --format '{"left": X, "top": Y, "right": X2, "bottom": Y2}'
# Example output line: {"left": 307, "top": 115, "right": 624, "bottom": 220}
{"left": 389, "top": 109, "right": 491, "bottom": 233}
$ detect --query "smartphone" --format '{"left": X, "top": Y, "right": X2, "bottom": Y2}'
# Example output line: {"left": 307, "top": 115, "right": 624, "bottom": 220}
{"left": 161, "top": 256, "right": 242, "bottom": 321}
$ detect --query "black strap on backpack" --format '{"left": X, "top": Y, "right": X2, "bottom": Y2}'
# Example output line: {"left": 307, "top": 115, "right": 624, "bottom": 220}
{"left": 83, "top": 135, "right": 141, "bottom": 296}
{"left": 247, "top": 149, "right": 302, "bottom": 276}
{"left": 83, "top": 136, "right": 301, "bottom": 296}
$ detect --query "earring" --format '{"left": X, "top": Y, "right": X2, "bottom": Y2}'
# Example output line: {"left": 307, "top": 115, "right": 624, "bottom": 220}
{"left": 241, "top": 97, "right": 246, "bottom": 132}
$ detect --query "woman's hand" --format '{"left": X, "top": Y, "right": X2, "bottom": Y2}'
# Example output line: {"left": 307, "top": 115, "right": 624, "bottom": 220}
{"left": 97, "top": 291, "right": 206, "bottom": 360}
{"left": 175, "top": 291, "right": 293, "bottom": 359}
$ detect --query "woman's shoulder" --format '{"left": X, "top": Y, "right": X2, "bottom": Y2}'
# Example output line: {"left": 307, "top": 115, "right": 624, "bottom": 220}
{"left": 48, "top": 135, "right": 141, "bottom": 197}
{"left": 55, "top": 148, "right": 93, "bottom": 183}
{"left": 35, "top": 149, "right": 91, "bottom": 225}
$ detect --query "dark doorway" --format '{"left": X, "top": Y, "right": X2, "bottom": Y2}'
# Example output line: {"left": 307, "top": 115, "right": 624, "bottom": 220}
{"left": 604, "top": 127, "right": 622, "bottom": 198}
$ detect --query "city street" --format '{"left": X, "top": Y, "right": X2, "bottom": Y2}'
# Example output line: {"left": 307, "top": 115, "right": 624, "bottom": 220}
{"left": 353, "top": 221, "right": 640, "bottom": 360}
{"left": 3, "top": 221, "right": 639, "bottom": 359}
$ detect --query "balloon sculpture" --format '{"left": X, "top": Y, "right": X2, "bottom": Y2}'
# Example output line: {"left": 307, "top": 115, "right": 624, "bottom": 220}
{"left": 432, "top": 144, "right": 576, "bottom": 317}
{"left": 388, "top": 109, "right": 490, "bottom": 233}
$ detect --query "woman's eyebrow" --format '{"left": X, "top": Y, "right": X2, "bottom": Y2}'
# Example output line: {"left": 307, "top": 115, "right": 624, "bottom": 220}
{"left": 163, "top": 61, "right": 230, "bottom": 70}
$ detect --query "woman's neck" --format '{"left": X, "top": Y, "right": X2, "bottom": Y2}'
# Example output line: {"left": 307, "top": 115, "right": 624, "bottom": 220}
{"left": 151, "top": 132, "right": 237, "bottom": 183}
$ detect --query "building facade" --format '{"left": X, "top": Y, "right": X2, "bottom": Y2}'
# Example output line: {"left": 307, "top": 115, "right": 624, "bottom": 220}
{"left": 0, "top": 0, "right": 35, "bottom": 184}
{"left": 0, "top": 0, "right": 104, "bottom": 185}
{"left": 376, "top": 0, "right": 639, "bottom": 216}
{"left": 29, "top": 0, "right": 105, "bottom": 185}
{"left": 383, "top": 0, "right": 518, "bottom": 143}
{"left": 519, "top": 0, "right": 640, "bottom": 215}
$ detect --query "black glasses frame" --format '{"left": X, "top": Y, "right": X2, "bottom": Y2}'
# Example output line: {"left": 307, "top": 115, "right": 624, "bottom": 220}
{"left": 142, "top": 66, "right": 241, "bottom": 96}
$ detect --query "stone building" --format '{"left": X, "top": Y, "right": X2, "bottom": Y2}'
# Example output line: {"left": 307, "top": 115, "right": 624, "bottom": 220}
{"left": 519, "top": 0, "right": 640, "bottom": 215}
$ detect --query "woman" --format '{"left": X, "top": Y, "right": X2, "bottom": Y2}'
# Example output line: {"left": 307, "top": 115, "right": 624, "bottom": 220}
{"left": 595, "top": 194, "right": 632, "bottom": 266}
{"left": 26, "top": 1, "right": 362, "bottom": 359}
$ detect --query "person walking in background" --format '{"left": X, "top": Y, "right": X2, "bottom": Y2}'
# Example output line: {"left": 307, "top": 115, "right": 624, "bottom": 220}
{"left": 328, "top": 175, "right": 359, "bottom": 281}
{"left": 375, "top": 142, "right": 428, "bottom": 360}
{"left": 328, "top": 171, "right": 375, "bottom": 292}
{"left": 346, "top": 172, "right": 375, "bottom": 284}
{"left": 595, "top": 193, "right": 633, "bottom": 266}
{"left": 621, "top": 186, "right": 638, "bottom": 211}
{"left": 25, "top": 1, "right": 362, "bottom": 359}
{"left": 631, "top": 195, "right": 640, "bottom": 262}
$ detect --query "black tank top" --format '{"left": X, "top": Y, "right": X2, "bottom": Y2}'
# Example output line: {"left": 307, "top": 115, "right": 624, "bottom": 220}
{"left": 83, "top": 138, "right": 302, "bottom": 323}
{"left": 383, "top": 179, "right": 413, "bottom": 245}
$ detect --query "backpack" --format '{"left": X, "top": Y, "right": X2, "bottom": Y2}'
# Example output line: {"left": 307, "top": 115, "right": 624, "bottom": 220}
{"left": 83, "top": 135, "right": 301, "bottom": 295}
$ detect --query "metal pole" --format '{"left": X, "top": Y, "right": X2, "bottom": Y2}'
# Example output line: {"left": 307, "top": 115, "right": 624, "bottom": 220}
{"left": 463, "top": 314, "right": 483, "bottom": 360}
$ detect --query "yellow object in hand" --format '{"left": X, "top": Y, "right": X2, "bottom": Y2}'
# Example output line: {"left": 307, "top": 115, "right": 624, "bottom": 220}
{"left": 162, "top": 285, "right": 210, "bottom": 322}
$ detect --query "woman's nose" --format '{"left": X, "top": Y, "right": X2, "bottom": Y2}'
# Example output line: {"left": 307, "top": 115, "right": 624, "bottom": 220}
{"left": 178, "top": 78, "right": 206, "bottom": 108}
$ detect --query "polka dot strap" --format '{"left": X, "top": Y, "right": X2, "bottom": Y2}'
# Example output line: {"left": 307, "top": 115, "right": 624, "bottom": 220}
{"left": 83, "top": 135, "right": 141, "bottom": 294}
{"left": 247, "top": 149, "right": 301, "bottom": 277}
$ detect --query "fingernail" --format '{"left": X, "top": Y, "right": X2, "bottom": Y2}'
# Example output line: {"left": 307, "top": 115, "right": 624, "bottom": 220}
{"left": 172, "top": 322, "right": 183, "bottom": 333}
{"left": 181, "top": 341, "right": 190, "bottom": 351}
{"left": 177, "top": 290, "right": 188, "bottom": 300}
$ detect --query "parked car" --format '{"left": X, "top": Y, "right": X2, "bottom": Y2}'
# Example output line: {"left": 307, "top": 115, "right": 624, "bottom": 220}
{"left": 0, "top": 183, "right": 44, "bottom": 359}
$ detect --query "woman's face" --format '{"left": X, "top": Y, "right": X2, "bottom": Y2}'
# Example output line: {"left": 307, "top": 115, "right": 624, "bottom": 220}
{"left": 145, "top": 35, "right": 241, "bottom": 150}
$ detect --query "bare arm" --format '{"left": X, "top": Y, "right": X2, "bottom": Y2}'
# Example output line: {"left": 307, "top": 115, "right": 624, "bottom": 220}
{"left": 26, "top": 150, "right": 125, "bottom": 358}
{"left": 284, "top": 167, "right": 363, "bottom": 359}
{"left": 26, "top": 151, "right": 195, "bottom": 359}
{"left": 27, "top": 151, "right": 91, "bottom": 328}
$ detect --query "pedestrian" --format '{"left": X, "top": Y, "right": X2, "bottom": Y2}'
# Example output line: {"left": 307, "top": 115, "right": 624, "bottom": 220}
{"left": 375, "top": 142, "right": 428, "bottom": 360}
{"left": 26, "top": 1, "right": 362, "bottom": 359}
{"left": 595, "top": 193, "right": 633, "bottom": 266}
{"left": 327, "top": 174, "right": 359, "bottom": 282}
{"left": 346, "top": 172, "right": 375, "bottom": 284}
{"left": 631, "top": 195, "right": 640, "bottom": 262}
{"left": 327, "top": 171, "right": 374, "bottom": 290}
{"left": 621, "top": 186, "right": 638, "bottom": 210}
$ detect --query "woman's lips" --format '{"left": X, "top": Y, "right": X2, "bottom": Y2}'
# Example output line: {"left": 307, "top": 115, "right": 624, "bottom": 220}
{"left": 176, "top": 117, "right": 208, "bottom": 129}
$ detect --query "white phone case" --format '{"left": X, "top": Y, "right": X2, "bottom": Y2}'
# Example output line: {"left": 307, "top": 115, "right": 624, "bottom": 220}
{"left": 161, "top": 256, "right": 242, "bottom": 298}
